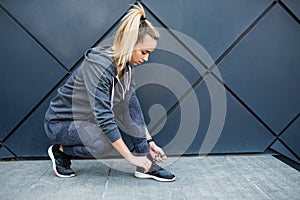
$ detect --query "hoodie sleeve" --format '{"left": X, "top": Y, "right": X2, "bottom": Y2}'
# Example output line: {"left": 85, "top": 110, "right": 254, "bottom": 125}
{"left": 80, "top": 60, "right": 121, "bottom": 143}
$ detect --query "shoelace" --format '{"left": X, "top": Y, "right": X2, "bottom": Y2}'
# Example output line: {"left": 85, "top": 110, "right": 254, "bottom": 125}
{"left": 54, "top": 150, "right": 72, "bottom": 168}
{"left": 60, "top": 157, "right": 72, "bottom": 168}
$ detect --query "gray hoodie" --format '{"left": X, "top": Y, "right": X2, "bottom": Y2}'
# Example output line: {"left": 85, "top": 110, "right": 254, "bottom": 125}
{"left": 45, "top": 46, "right": 146, "bottom": 143}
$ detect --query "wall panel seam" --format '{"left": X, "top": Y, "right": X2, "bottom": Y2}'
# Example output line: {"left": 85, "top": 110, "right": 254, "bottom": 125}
{"left": 0, "top": 3, "right": 70, "bottom": 72}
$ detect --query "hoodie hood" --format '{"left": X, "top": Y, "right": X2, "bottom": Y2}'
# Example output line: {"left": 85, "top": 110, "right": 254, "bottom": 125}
{"left": 84, "top": 45, "right": 118, "bottom": 78}
{"left": 85, "top": 45, "right": 132, "bottom": 106}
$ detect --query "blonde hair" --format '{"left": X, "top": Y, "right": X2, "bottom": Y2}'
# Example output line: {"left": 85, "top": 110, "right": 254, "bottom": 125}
{"left": 112, "top": 3, "right": 159, "bottom": 70}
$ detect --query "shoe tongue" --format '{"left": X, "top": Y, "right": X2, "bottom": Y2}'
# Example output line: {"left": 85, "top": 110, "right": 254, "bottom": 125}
{"left": 150, "top": 162, "right": 162, "bottom": 172}
{"left": 146, "top": 153, "right": 154, "bottom": 162}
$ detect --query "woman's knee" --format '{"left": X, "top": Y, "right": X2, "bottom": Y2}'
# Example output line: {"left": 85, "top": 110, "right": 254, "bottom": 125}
{"left": 91, "top": 139, "right": 114, "bottom": 157}
{"left": 44, "top": 122, "right": 58, "bottom": 142}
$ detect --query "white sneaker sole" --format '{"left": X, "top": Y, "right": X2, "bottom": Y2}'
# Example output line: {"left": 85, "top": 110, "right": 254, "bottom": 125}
{"left": 48, "top": 146, "right": 75, "bottom": 178}
{"left": 134, "top": 171, "right": 176, "bottom": 182}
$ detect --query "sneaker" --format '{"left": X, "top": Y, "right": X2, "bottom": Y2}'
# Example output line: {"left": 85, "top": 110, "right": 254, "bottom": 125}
{"left": 134, "top": 162, "right": 176, "bottom": 182}
{"left": 48, "top": 144, "right": 76, "bottom": 178}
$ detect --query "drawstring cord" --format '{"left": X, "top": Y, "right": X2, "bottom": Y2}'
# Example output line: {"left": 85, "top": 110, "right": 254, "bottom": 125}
{"left": 111, "top": 77, "right": 115, "bottom": 109}
{"left": 111, "top": 66, "right": 132, "bottom": 109}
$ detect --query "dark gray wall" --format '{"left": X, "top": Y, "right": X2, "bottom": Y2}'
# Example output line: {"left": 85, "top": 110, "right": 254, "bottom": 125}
{"left": 0, "top": 0, "right": 299, "bottom": 165}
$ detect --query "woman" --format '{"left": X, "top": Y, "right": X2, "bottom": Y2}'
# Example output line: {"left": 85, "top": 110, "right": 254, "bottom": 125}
{"left": 44, "top": 4, "right": 175, "bottom": 182}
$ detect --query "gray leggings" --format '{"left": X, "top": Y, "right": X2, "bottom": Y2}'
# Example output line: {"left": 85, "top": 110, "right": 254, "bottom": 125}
{"left": 44, "top": 120, "right": 148, "bottom": 158}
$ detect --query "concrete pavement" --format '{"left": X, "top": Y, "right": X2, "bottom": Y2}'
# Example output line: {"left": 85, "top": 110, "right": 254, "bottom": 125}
{"left": 0, "top": 155, "right": 299, "bottom": 200}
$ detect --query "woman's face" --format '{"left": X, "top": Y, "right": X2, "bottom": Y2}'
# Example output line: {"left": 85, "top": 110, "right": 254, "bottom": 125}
{"left": 130, "top": 34, "right": 157, "bottom": 66}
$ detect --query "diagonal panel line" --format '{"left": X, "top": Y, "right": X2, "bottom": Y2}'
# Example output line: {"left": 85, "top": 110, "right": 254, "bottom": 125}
{"left": 67, "top": 4, "right": 134, "bottom": 73}
{"left": 212, "top": 74, "right": 300, "bottom": 160}
{"left": 267, "top": 112, "right": 300, "bottom": 161}
{"left": 0, "top": 143, "right": 18, "bottom": 160}
{"left": 142, "top": 0, "right": 298, "bottom": 161}
{"left": 208, "top": 0, "right": 299, "bottom": 158}
{"left": 277, "top": 0, "right": 300, "bottom": 24}
{"left": 0, "top": 3, "right": 71, "bottom": 145}
{"left": 210, "top": 71, "right": 278, "bottom": 139}
{"left": 1, "top": 73, "right": 70, "bottom": 144}
{"left": 211, "top": 1, "right": 277, "bottom": 69}
{"left": 148, "top": 72, "right": 209, "bottom": 134}
{"left": 269, "top": 137, "right": 300, "bottom": 161}
{"left": 141, "top": 1, "right": 209, "bottom": 70}
{"left": 142, "top": 2, "right": 211, "bottom": 134}
{"left": 67, "top": 5, "right": 131, "bottom": 73}
{"left": 278, "top": 112, "right": 300, "bottom": 137}
{"left": 1, "top": 5, "right": 132, "bottom": 145}
{"left": 0, "top": 3, "right": 70, "bottom": 73}
{"left": 207, "top": 1, "right": 280, "bottom": 145}
{"left": 142, "top": 1, "right": 279, "bottom": 140}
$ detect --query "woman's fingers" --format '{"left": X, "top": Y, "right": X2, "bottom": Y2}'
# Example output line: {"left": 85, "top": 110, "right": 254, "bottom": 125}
{"left": 143, "top": 157, "right": 152, "bottom": 172}
{"left": 128, "top": 155, "right": 151, "bottom": 172}
{"left": 151, "top": 146, "right": 167, "bottom": 162}
{"left": 154, "top": 153, "right": 167, "bottom": 163}
{"left": 137, "top": 156, "right": 152, "bottom": 172}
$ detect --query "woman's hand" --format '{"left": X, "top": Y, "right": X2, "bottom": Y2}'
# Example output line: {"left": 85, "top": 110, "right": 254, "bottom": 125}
{"left": 127, "top": 155, "right": 152, "bottom": 173}
{"left": 148, "top": 142, "right": 167, "bottom": 163}
{"left": 112, "top": 138, "right": 151, "bottom": 172}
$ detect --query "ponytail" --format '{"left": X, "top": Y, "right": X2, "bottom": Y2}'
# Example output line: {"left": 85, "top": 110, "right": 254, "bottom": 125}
{"left": 112, "top": 3, "right": 159, "bottom": 70}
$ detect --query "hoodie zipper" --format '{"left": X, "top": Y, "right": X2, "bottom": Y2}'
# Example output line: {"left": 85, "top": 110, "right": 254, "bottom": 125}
{"left": 111, "top": 66, "right": 131, "bottom": 109}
